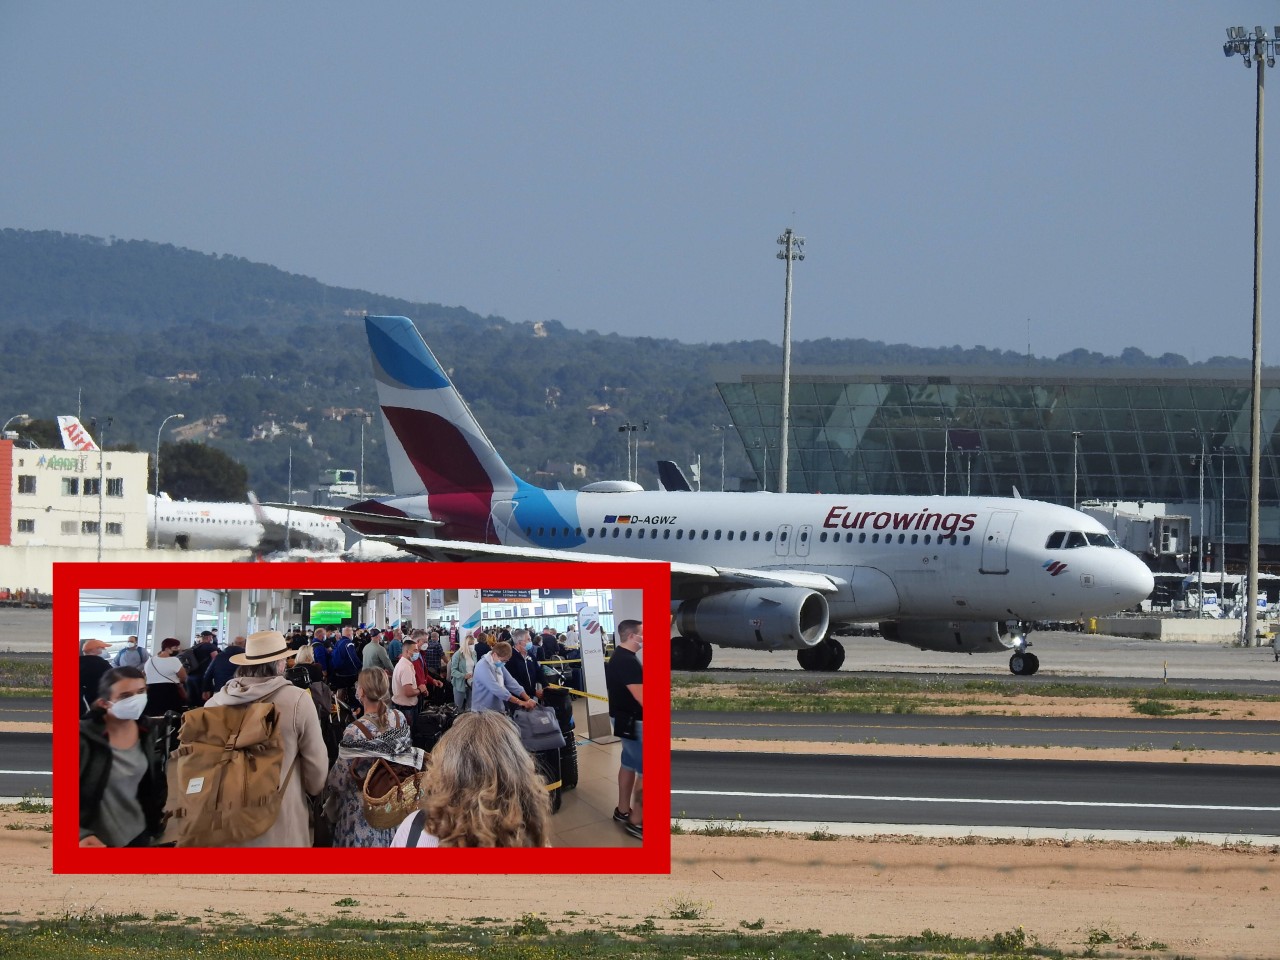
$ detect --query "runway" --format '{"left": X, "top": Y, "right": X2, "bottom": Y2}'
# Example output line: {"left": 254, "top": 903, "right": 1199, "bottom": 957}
{"left": 0, "top": 732, "right": 51, "bottom": 798}
{"left": 673, "top": 711, "right": 1280, "bottom": 752}
{"left": 671, "top": 751, "right": 1280, "bottom": 837}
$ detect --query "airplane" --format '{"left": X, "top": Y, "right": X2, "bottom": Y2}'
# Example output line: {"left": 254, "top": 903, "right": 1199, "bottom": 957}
{"left": 54, "top": 415, "right": 348, "bottom": 554}
{"left": 148, "top": 493, "right": 345, "bottom": 554}
{"left": 276, "top": 315, "right": 1155, "bottom": 675}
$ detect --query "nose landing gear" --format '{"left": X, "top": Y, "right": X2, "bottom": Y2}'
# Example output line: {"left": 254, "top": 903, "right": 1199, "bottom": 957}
{"left": 1008, "top": 623, "right": 1039, "bottom": 675}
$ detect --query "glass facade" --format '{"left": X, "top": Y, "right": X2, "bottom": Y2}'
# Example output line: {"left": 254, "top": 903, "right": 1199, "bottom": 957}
{"left": 718, "top": 367, "right": 1280, "bottom": 549}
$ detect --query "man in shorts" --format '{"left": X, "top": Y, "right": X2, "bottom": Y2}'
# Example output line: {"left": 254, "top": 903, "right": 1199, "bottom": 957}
{"left": 604, "top": 619, "right": 643, "bottom": 839}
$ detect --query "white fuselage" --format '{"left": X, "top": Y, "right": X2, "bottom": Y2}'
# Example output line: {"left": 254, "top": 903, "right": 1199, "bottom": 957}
{"left": 149, "top": 495, "right": 344, "bottom": 553}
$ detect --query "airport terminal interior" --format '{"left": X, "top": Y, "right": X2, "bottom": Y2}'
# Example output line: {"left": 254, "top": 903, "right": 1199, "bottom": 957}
{"left": 78, "top": 585, "right": 643, "bottom": 848}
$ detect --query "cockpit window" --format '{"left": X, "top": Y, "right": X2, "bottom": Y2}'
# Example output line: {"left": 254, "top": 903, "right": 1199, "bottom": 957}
{"left": 1086, "top": 532, "right": 1117, "bottom": 548}
{"left": 1045, "top": 531, "right": 1065, "bottom": 550}
{"left": 1065, "top": 531, "right": 1088, "bottom": 548}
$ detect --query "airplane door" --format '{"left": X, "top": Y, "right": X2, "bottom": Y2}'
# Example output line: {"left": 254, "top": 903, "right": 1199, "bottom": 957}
{"left": 775, "top": 523, "right": 792, "bottom": 557}
{"left": 979, "top": 510, "right": 1017, "bottom": 574}
{"left": 795, "top": 524, "right": 812, "bottom": 558}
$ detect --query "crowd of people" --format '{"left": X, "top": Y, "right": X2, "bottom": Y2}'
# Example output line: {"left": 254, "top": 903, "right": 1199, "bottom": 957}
{"left": 76, "top": 617, "right": 624, "bottom": 850}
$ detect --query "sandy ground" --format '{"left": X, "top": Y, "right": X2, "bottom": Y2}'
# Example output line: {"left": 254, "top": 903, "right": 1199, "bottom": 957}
{"left": 1, "top": 808, "right": 1276, "bottom": 959}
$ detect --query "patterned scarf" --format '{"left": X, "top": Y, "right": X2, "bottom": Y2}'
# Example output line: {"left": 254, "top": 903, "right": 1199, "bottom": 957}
{"left": 337, "top": 708, "right": 423, "bottom": 770}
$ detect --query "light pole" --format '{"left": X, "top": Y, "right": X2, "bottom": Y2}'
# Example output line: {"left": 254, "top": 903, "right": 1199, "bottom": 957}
{"left": 1192, "top": 430, "right": 1206, "bottom": 617}
{"left": 1217, "top": 445, "right": 1235, "bottom": 599}
{"left": 1071, "top": 431, "right": 1083, "bottom": 509}
{"left": 711, "top": 424, "right": 729, "bottom": 492}
{"left": 776, "top": 228, "right": 804, "bottom": 494}
{"left": 1, "top": 413, "right": 30, "bottom": 436}
{"left": 1222, "top": 24, "right": 1278, "bottom": 645}
{"left": 618, "top": 422, "right": 638, "bottom": 483}
{"left": 90, "top": 416, "right": 112, "bottom": 562}
{"left": 152, "top": 413, "right": 185, "bottom": 548}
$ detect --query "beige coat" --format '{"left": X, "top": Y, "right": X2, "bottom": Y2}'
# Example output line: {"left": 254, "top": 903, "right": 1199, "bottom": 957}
{"left": 206, "top": 675, "right": 328, "bottom": 847}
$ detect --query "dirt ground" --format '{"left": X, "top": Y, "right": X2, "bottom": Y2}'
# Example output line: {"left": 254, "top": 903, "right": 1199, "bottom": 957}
{"left": 2, "top": 807, "right": 1276, "bottom": 959}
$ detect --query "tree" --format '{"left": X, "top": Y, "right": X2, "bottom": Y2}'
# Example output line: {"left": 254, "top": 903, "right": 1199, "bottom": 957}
{"left": 156, "top": 441, "right": 249, "bottom": 501}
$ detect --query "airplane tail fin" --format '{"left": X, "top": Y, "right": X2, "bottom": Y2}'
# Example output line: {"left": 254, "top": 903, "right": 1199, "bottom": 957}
{"left": 57, "top": 416, "right": 100, "bottom": 452}
{"left": 364, "top": 316, "right": 518, "bottom": 500}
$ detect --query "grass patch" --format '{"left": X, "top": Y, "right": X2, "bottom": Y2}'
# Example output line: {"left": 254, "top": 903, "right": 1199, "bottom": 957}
{"left": 0, "top": 659, "right": 51, "bottom": 692}
{"left": 672, "top": 673, "right": 1280, "bottom": 714}
{"left": 0, "top": 916, "right": 1087, "bottom": 958}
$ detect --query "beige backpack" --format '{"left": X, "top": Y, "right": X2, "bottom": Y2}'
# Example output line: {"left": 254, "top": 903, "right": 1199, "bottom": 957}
{"left": 163, "top": 702, "right": 297, "bottom": 846}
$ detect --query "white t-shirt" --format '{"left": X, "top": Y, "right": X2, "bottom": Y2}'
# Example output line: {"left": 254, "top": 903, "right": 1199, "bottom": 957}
{"left": 391, "top": 811, "right": 440, "bottom": 848}
{"left": 392, "top": 658, "right": 418, "bottom": 706}
{"left": 144, "top": 654, "right": 183, "bottom": 685}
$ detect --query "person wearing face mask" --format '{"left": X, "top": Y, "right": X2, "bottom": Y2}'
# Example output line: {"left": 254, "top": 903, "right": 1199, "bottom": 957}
{"left": 79, "top": 639, "right": 113, "bottom": 717}
{"left": 323, "top": 668, "right": 422, "bottom": 847}
{"left": 471, "top": 641, "right": 538, "bottom": 714}
{"left": 79, "top": 667, "right": 167, "bottom": 847}
{"left": 112, "top": 635, "right": 148, "bottom": 669}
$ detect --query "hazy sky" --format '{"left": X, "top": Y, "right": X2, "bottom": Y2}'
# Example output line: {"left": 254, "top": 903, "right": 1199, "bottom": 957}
{"left": 2, "top": 2, "right": 1278, "bottom": 361}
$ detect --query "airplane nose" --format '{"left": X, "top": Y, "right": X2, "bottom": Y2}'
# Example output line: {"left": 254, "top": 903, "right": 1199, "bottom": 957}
{"left": 1115, "top": 554, "right": 1155, "bottom": 607}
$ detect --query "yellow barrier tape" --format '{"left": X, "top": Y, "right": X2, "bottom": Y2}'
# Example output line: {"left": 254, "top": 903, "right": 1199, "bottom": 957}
{"left": 544, "top": 683, "right": 609, "bottom": 704}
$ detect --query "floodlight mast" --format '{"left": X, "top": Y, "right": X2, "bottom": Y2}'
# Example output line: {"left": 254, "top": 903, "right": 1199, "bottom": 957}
{"left": 776, "top": 227, "right": 805, "bottom": 494}
{"left": 1222, "top": 25, "right": 1279, "bottom": 646}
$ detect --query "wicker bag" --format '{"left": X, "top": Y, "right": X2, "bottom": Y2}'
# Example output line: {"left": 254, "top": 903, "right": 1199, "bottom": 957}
{"left": 361, "top": 758, "right": 427, "bottom": 830}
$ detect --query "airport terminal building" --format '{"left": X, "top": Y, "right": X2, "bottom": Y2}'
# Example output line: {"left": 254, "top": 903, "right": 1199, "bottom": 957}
{"left": 717, "top": 365, "right": 1280, "bottom": 568}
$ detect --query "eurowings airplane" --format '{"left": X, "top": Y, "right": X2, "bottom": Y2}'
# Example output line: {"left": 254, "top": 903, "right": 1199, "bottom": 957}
{"left": 281, "top": 316, "right": 1154, "bottom": 675}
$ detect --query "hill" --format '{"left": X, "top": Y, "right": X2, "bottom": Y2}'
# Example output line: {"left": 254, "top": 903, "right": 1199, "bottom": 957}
{"left": 0, "top": 229, "right": 1244, "bottom": 498}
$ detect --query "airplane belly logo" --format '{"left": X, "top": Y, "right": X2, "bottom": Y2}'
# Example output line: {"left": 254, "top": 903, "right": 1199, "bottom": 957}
{"left": 1043, "top": 560, "right": 1068, "bottom": 576}
{"left": 604, "top": 515, "right": 677, "bottom": 524}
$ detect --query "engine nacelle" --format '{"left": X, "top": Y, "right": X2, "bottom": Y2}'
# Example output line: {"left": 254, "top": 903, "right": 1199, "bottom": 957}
{"left": 674, "top": 587, "right": 830, "bottom": 651}
{"left": 879, "top": 619, "right": 1016, "bottom": 653}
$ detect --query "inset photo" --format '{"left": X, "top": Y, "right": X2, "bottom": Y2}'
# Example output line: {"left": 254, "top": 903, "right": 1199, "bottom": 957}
{"left": 57, "top": 561, "right": 668, "bottom": 873}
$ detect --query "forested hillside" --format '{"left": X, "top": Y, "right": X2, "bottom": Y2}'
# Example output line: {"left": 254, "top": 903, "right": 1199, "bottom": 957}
{"left": 0, "top": 229, "right": 1241, "bottom": 499}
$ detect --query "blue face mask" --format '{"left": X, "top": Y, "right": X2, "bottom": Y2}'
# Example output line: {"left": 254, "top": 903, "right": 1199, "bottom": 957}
{"left": 410, "top": 652, "right": 420, "bottom": 661}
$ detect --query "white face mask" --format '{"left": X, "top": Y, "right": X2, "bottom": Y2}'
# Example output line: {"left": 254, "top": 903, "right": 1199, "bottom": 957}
{"left": 108, "top": 691, "right": 148, "bottom": 721}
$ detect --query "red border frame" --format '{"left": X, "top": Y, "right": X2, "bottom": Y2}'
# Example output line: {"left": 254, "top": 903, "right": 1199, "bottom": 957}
{"left": 55, "top": 561, "right": 670, "bottom": 874}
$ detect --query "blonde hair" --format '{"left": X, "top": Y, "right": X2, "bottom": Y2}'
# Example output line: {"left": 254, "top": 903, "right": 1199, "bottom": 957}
{"left": 357, "top": 667, "right": 393, "bottom": 731}
{"left": 294, "top": 644, "right": 315, "bottom": 665}
{"left": 419, "top": 712, "right": 551, "bottom": 847}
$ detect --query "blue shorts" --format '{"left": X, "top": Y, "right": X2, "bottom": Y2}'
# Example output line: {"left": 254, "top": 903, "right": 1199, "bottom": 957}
{"left": 620, "top": 720, "right": 642, "bottom": 773}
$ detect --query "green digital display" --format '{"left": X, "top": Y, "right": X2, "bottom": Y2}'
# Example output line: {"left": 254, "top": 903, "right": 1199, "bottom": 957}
{"left": 308, "top": 600, "right": 351, "bottom": 625}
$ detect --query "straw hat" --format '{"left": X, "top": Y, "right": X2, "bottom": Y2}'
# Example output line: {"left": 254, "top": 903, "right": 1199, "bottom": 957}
{"left": 229, "top": 630, "right": 293, "bottom": 666}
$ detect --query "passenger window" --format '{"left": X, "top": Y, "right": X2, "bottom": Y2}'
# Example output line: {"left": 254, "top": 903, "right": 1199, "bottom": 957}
{"left": 538, "top": 527, "right": 545, "bottom": 536}
{"left": 575, "top": 528, "right": 581, "bottom": 537}
{"left": 701, "top": 530, "right": 709, "bottom": 540}
{"left": 663, "top": 529, "right": 671, "bottom": 540}
{"left": 911, "top": 534, "right": 918, "bottom": 544}
{"left": 676, "top": 530, "right": 684, "bottom": 540}
{"left": 872, "top": 533, "right": 879, "bottom": 543}
{"left": 820, "top": 532, "right": 828, "bottom": 542}
{"left": 625, "top": 529, "right": 632, "bottom": 538}
{"left": 753, "top": 532, "right": 760, "bottom": 542}
{"left": 800, "top": 531, "right": 808, "bottom": 542}
{"left": 612, "top": 528, "right": 620, "bottom": 538}
{"left": 714, "top": 530, "right": 722, "bottom": 541}
{"left": 858, "top": 533, "right": 866, "bottom": 543}
{"left": 1046, "top": 531, "right": 1065, "bottom": 550}
{"left": 765, "top": 531, "right": 773, "bottom": 542}
{"left": 963, "top": 535, "right": 971, "bottom": 545}
{"left": 923, "top": 534, "right": 931, "bottom": 544}
{"left": 727, "top": 531, "right": 735, "bottom": 541}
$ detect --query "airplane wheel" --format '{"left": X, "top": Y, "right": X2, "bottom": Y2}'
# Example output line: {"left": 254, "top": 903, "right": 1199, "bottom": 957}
{"left": 827, "top": 639, "right": 846, "bottom": 671}
{"left": 797, "top": 645, "right": 826, "bottom": 671}
{"left": 693, "top": 641, "right": 714, "bottom": 670}
{"left": 671, "top": 637, "right": 694, "bottom": 671}
{"left": 1009, "top": 652, "right": 1027, "bottom": 676}
{"left": 1024, "top": 653, "right": 1040, "bottom": 675}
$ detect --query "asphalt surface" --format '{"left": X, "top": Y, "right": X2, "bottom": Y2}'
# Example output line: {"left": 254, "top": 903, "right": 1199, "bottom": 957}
{"left": 0, "top": 732, "right": 50, "bottom": 798}
{"left": 671, "top": 752, "right": 1280, "bottom": 835}
{"left": 673, "top": 711, "right": 1280, "bottom": 752}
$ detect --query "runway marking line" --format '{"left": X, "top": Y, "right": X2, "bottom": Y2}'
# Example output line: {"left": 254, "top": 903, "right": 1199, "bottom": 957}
{"left": 673, "top": 719, "right": 1280, "bottom": 739}
{"left": 0, "top": 770, "right": 51, "bottom": 776}
{"left": 671, "top": 789, "right": 1280, "bottom": 812}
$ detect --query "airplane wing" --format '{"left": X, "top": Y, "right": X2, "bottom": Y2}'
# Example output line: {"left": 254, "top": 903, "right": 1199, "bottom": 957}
{"left": 261, "top": 501, "right": 445, "bottom": 538}
{"left": 367, "top": 534, "right": 846, "bottom": 594}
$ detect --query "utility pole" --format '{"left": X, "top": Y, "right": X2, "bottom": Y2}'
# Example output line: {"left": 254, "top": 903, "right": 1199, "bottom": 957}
{"left": 776, "top": 227, "right": 805, "bottom": 494}
{"left": 1222, "top": 24, "right": 1278, "bottom": 645}
{"left": 1072, "top": 431, "right": 1083, "bottom": 510}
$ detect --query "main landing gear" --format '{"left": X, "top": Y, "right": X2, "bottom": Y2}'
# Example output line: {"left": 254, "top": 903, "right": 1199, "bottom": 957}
{"left": 672, "top": 636, "right": 714, "bottom": 671}
{"left": 797, "top": 635, "right": 846, "bottom": 672}
{"left": 1008, "top": 624, "right": 1040, "bottom": 676}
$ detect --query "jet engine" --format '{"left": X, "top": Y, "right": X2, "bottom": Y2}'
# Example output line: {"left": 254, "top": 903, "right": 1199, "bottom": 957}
{"left": 673, "top": 587, "right": 830, "bottom": 651}
{"left": 879, "top": 619, "right": 1016, "bottom": 653}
